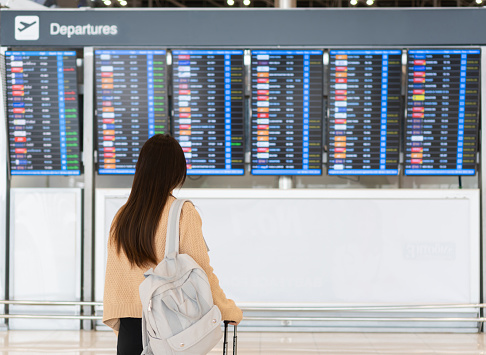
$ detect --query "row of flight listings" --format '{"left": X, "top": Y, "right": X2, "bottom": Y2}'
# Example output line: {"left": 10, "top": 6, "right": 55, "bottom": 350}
{"left": 4, "top": 48, "right": 481, "bottom": 176}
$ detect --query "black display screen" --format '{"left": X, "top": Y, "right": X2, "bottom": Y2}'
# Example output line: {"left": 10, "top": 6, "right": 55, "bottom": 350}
{"left": 250, "top": 50, "right": 323, "bottom": 176}
{"left": 172, "top": 50, "right": 245, "bottom": 175}
{"left": 404, "top": 49, "right": 480, "bottom": 176}
{"left": 5, "top": 51, "right": 81, "bottom": 175}
{"left": 94, "top": 49, "right": 168, "bottom": 174}
{"left": 328, "top": 50, "right": 402, "bottom": 175}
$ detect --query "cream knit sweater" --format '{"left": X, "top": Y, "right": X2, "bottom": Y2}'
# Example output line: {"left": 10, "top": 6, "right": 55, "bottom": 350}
{"left": 103, "top": 196, "right": 243, "bottom": 331}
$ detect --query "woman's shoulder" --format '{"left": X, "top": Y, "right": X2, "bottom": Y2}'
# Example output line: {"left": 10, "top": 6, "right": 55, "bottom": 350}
{"left": 161, "top": 196, "right": 199, "bottom": 222}
{"left": 168, "top": 196, "right": 196, "bottom": 212}
{"left": 179, "top": 199, "right": 202, "bottom": 223}
{"left": 181, "top": 198, "right": 198, "bottom": 212}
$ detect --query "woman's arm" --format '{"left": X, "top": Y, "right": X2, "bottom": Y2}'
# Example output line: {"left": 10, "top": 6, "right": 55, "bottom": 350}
{"left": 179, "top": 202, "right": 243, "bottom": 324}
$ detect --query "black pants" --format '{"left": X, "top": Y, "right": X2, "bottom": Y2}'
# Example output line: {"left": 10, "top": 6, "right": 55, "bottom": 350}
{"left": 117, "top": 318, "right": 143, "bottom": 355}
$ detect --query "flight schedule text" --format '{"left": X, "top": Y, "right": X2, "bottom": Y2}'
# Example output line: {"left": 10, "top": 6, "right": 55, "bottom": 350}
{"left": 405, "top": 49, "right": 480, "bottom": 175}
{"left": 328, "top": 50, "right": 402, "bottom": 175}
{"left": 95, "top": 49, "right": 168, "bottom": 174}
{"left": 250, "top": 50, "right": 323, "bottom": 175}
{"left": 172, "top": 50, "right": 245, "bottom": 175}
{"left": 5, "top": 51, "right": 81, "bottom": 175}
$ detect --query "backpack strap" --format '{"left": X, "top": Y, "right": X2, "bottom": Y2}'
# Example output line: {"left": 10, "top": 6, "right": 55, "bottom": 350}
{"left": 165, "top": 198, "right": 190, "bottom": 258}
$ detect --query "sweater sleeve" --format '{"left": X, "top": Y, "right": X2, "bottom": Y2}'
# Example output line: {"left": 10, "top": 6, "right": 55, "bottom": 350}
{"left": 179, "top": 202, "right": 243, "bottom": 323}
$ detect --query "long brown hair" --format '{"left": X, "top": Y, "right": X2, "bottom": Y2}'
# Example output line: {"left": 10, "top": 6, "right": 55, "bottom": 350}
{"left": 111, "top": 134, "right": 187, "bottom": 268}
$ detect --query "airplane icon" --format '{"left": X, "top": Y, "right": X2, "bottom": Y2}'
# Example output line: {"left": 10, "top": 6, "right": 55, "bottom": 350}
{"left": 18, "top": 21, "right": 37, "bottom": 32}
{"left": 15, "top": 16, "right": 39, "bottom": 40}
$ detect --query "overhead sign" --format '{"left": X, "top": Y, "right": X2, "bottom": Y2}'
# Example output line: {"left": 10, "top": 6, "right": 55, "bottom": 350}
{"left": 2, "top": 10, "right": 122, "bottom": 46}
{"left": 1, "top": 9, "right": 486, "bottom": 47}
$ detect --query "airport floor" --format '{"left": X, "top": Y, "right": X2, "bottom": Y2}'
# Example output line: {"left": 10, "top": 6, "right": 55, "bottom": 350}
{"left": 1, "top": 331, "right": 486, "bottom": 354}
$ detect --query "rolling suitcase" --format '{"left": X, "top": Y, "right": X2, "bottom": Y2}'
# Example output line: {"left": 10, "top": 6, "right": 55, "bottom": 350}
{"left": 223, "top": 321, "right": 237, "bottom": 355}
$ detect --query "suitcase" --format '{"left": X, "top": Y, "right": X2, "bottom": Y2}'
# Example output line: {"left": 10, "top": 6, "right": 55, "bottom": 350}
{"left": 223, "top": 321, "right": 237, "bottom": 355}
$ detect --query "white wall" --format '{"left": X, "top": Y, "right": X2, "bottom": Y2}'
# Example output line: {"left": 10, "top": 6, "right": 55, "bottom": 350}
{"left": 9, "top": 188, "right": 82, "bottom": 330}
{"left": 95, "top": 188, "right": 480, "bottom": 331}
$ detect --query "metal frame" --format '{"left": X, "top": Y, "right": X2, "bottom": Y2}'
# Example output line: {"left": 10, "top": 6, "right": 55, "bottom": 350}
{"left": 82, "top": 47, "right": 95, "bottom": 330}
{"left": 481, "top": 46, "right": 486, "bottom": 331}
{"left": 0, "top": 46, "right": 8, "bottom": 330}
{"left": 0, "top": 301, "right": 484, "bottom": 323}
{"left": 98, "top": 187, "right": 481, "bottom": 199}
{"left": 0, "top": 300, "right": 483, "bottom": 309}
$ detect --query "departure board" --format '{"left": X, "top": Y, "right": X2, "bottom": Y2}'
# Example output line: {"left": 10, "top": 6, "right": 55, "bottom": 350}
{"left": 94, "top": 49, "right": 168, "bottom": 174}
{"left": 250, "top": 50, "right": 323, "bottom": 175}
{"left": 172, "top": 50, "right": 245, "bottom": 175}
{"left": 328, "top": 50, "right": 402, "bottom": 175}
{"left": 5, "top": 51, "right": 81, "bottom": 175}
{"left": 405, "top": 49, "right": 480, "bottom": 175}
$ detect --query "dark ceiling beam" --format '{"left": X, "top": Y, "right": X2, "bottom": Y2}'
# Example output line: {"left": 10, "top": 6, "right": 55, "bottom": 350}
{"left": 205, "top": 0, "right": 224, "bottom": 6}
{"left": 260, "top": 0, "right": 274, "bottom": 6}
{"left": 165, "top": 0, "right": 186, "bottom": 6}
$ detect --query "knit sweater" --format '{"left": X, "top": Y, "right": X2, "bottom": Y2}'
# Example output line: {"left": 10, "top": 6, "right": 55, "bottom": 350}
{"left": 103, "top": 196, "right": 243, "bottom": 331}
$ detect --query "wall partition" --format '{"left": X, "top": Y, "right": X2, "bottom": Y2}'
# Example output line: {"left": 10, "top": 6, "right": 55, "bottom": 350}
{"left": 95, "top": 188, "right": 480, "bottom": 332}
{"left": 0, "top": 8, "right": 485, "bottom": 332}
{"left": 9, "top": 188, "right": 81, "bottom": 330}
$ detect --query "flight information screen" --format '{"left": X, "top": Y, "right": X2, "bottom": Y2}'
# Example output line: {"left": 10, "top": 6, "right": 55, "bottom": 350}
{"left": 328, "top": 50, "right": 402, "bottom": 175}
{"left": 250, "top": 50, "right": 323, "bottom": 175}
{"left": 172, "top": 50, "right": 245, "bottom": 175}
{"left": 5, "top": 51, "right": 81, "bottom": 175}
{"left": 405, "top": 49, "right": 480, "bottom": 175}
{"left": 94, "top": 49, "right": 168, "bottom": 174}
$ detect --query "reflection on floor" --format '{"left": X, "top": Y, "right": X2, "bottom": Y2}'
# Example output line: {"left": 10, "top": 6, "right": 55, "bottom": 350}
{"left": 0, "top": 330, "right": 486, "bottom": 354}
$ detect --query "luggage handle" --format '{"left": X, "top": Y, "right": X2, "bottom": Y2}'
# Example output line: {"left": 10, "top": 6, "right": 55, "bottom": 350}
{"left": 223, "top": 321, "right": 237, "bottom": 355}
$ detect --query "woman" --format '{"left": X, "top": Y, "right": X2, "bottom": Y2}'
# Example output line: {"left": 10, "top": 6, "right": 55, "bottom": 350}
{"left": 103, "top": 134, "right": 243, "bottom": 355}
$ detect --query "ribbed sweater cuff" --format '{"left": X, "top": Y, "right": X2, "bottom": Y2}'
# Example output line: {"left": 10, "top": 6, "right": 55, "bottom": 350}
{"left": 220, "top": 307, "right": 243, "bottom": 323}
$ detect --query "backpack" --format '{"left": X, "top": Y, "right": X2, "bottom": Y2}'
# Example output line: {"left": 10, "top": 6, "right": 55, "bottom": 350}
{"left": 139, "top": 199, "right": 223, "bottom": 355}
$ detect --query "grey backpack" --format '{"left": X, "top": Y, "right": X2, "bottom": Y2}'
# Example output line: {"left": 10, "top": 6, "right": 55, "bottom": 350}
{"left": 139, "top": 199, "right": 223, "bottom": 355}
